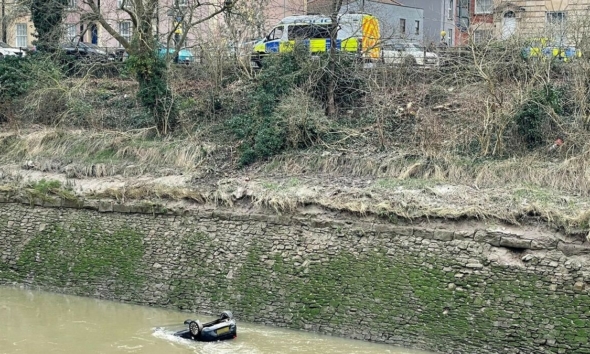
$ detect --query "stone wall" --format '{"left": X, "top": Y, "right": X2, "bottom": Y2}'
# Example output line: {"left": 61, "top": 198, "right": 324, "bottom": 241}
{"left": 1, "top": 197, "right": 589, "bottom": 354}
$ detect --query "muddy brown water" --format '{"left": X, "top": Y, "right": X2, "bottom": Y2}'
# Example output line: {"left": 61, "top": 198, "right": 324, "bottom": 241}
{"left": 0, "top": 286, "right": 432, "bottom": 354}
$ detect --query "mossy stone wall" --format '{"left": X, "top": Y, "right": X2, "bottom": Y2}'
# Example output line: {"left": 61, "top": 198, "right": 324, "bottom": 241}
{"left": 0, "top": 200, "right": 589, "bottom": 354}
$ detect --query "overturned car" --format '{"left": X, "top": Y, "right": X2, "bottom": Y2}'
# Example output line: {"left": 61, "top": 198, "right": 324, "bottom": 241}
{"left": 174, "top": 311, "right": 237, "bottom": 342}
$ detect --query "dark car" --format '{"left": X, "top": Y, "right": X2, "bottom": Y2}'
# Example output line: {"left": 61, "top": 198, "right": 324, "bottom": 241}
{"left": 60, "top": 41, "right": 115, "bottom": 62}
{"left": 174, "top": 311, "right": 237, "bottom": 342}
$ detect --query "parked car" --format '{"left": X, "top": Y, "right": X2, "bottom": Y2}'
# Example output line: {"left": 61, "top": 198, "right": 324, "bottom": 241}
{"left": 381, "top": 42, "right": 439, "bottom": 68}
{"left": 60, "top": 41, "right": 116, "bottom": 61}
{"left": 0, "top": 41, "right": 27, "bottom": 58}
{"left": 158, "top": 45, "right": 194, "bottom": 64}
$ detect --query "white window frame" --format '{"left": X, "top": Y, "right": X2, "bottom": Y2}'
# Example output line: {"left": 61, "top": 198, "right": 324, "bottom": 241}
{"left": 448, "top": 0, "right": 454, "bottom": 20}
{"left": 399, "top": 18, "right": 406, "bottom": 34}
{"left": 66, "top": 24, "right": 77, "bottom": 42}
{"left": 414, "top": 20, "right": 420, "bottom": 35}
{"left": 447, "top": 28, "right": 453, "bottom": 45}
{"left": 67, "top": 0, "right": 77, "bottom": 9}
{"left": 15, "top": 23, "right": 27, "bottom": 48}
{"left": 118, "top": 21, "right": 132, "bottom": 45}
{"left": 178, "top": 0, "right": 188, "bottom": 6}
{"left": 475, "top": 0, "right": 493, "bottom": 14}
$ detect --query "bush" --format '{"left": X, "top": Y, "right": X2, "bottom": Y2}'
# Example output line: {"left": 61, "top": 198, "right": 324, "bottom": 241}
{"left": 0, "top": 54, "right": 63, "bottom": 100}
{"left": 514, "top": 84, "right": 564, "bottom": 149}
{"left": 225, "top": 48, "right": 366, "bottom": 165}
{"left": 228, "top": 88, "right": 335, "bottom": 166}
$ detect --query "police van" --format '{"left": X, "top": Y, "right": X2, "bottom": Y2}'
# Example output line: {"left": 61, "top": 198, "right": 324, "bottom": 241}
{"left": 251, "top": 13, "right": 381, "bottom": 67}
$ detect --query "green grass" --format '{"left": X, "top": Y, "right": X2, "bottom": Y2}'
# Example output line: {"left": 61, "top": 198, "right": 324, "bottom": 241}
{"left": 28, "top": 179, "right": 62, "bottom": 194}
{"left": 512, "top": 185, "right": 555, "bottom": 205}
{"left": 375, "top": 178, "right": 438, "bottom": 190}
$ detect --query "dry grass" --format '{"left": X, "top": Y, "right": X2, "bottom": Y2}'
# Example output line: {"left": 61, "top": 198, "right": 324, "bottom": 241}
{"left": 259, "top": 152, "right": 590, "bottom": 197}
{"left": 0, "top": 128, "right": 226, "bottom": 177}
{"left": 92, "top": 184, "right": 206, "bottom": 203}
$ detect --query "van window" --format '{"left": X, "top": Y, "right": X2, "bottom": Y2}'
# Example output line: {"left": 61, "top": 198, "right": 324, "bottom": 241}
{"left": 309, "top": 25, "right": 331, "bottom": 39}
{"left": 288, "top": 25, "right": 310, "bottom": 40}
{"left": 267, "top": 26, "right": 284, "bottom": 41}
{"left": 288, "top": 24, "right": 330, "bottom": 40}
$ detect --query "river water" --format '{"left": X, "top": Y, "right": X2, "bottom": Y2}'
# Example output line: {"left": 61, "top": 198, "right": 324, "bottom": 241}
{"left": 0, "top": 286, "right": 430, "bottom": 354}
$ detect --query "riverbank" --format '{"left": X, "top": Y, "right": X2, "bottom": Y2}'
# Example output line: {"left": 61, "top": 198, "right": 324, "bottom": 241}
{"left": 1, "top": 179, "right": 589, "bottom": 353}
{"left": 1, "top": 128, "right": 590, "bottom": 238}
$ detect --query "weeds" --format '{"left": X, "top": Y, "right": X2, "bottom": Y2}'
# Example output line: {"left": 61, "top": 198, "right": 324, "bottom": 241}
{"left": 25, "top": 178, "right": 77, "bottom": 201}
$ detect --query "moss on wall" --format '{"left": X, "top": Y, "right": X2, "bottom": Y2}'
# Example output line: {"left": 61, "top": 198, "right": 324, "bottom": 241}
{"left": 1, "top": 202, "right": 589, "bottom": 353}
{"left": 16, "top": 222, "right": 145, "bottom": 295}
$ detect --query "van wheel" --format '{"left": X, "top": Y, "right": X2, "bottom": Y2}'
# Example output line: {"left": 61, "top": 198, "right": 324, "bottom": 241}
{"left": 251, "top": 53, "right": 263, "bottom": 69}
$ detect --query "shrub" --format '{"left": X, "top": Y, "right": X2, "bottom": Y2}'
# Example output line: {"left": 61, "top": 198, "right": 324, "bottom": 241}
{"left": 514, "top": 84, "right": 564, "bottom": 149}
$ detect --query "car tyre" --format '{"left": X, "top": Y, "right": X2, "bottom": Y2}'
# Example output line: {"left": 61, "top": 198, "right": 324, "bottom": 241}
{"left": 189, "top": 320, "right": 203, "bottom": 337}
{"left": 220, "top": 311, "right": 233, "bottom": 321}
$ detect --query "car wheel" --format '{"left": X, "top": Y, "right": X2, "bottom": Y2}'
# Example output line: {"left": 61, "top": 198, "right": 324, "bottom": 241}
{"left": 189, "top": 320, "right": 203, "bottom": 337}
{"left": 220, "top": 311, "right": 233, "bottom": 321}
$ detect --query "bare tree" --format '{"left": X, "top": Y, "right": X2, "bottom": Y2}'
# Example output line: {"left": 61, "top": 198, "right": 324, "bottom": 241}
{"left": 80, "top": 0, "right": 235, "bottom": 135}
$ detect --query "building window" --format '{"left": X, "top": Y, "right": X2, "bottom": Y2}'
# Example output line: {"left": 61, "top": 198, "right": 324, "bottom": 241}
{"left": 448, "top": 0, "right": 454, "bottom": 20}
{"left": 473, "top": 29, "right": 493, "bottom": 43}
{"left": 414, "top": 20, "right": 420, "bottom": 35}
{"left": 67, "top": 0, "right": 77, "bottom": 9}
{"left": 475, "top": 0, "right": 492, "bottom": 14}
{"left": 177, "top": 0, "right": 188, "bottom": 6}
{"left": 66, "top": 24, "right": 77, "bottom": 42}
{"left": 547, "top": 11, "right": 566, "bottom": 24}
{"left": 547, "top": 12, "right": 566, "bottom": 44}
{"left": 15, "top": 23, "right": 27, "bottom": 48}
{"left": 447, "top": 28, "right": 453, "bottom": 45}
{"left": 118, "top": 21, "right": 132, "bottom": 45}
{"left": 399, "top": 18, "right": 406, "bottom": 34}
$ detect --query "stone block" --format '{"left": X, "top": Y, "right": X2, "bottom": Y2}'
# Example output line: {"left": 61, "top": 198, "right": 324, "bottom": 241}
{"left": 557, "top": 242, "right": 590, "bottom": 256}
{"left": 573, "top": 282, "right": 586, "bottom": 292}
{"left": 499, "top": 237, "right": 532, "bottom": 249}
{"left": 474, "top": 230, "right": 501, "bottom": 246}
{"left": 82, "top": 200, "right": 99, "bottom": 210}
{"left": 311, "top": 220, "right": 331, "bottom": 229}
{"left": 530, "top": 238, "right": 559, "bottom": 250}
{"left": 433, "top": 230, "right": 454, "bottom": 241}
{"left": 98, "top": 201, "right": 113, "bottom": 213}
{"left": 413, "top": 228, "right": 435, "bottom": 240}
{"left": 373, "top": 224, "right": 393, "bottom": 233}
{"left": 466, "top": 263, "right": 484, "bottom": 269}
{"left": 454, "top": 230, "right": 474, "bottom": 240}
{"left": 390, "top": 226, "right": 413, "bottom": 236}
{"left": 212, "top": 210, "right": 232, "bottom": 220}
{"left": 113, "top": 204, "right": 132, "bottom": 213}
{"left": 62, "top": 198, "right": 84, "bottom": 209}
{"left": 42, "top": 197, "right": 62, "bottom": 208}
{"left": 249, "top": 213, "right": 270, "bottom": 222}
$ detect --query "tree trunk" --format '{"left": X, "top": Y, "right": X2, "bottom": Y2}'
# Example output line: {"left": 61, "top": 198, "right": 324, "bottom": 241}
{"left": 133, "top": 14, "right": 177, "bottom": 135}
{"left": 136, "top": 57, "right": 177, "bottom": 135}
{"left": 326, "top": 0, "right": 343, "bottom": 117}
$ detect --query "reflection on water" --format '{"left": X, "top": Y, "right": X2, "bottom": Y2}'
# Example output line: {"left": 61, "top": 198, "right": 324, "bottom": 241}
{"left": 0, "top": 286, "right": 431, "bottom": 354}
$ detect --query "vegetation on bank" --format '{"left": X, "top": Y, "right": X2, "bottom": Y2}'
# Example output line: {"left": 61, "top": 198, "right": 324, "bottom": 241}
{"left": 1, "top": 40, "right": 590, "bottom": 235}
